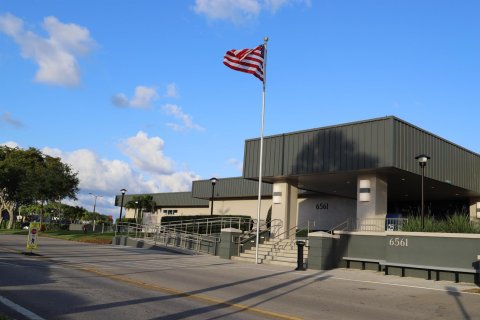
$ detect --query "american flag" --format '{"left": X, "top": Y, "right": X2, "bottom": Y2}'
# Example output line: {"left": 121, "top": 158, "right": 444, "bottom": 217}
{"left": 223, "top": 45, "right": 265, "bottom": 82}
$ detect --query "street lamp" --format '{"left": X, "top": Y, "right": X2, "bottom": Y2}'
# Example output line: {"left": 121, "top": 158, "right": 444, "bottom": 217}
{"left": 135, "top": 200, "right": 139, "bottom": 223}
{"left": 415, "top": 154, "right": 430, "bottom": 231}
{"left": 118, "top": 189, "right": 127, "bottom": 230}
{"left": 89, "top": 193, "right": 103, "bottom": 231}
{"left": 210, "top": 177, "right": 218, "bottom": 216}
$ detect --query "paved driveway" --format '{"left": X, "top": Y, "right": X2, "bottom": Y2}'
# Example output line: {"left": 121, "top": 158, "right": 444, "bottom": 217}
{"left": 0, "top": 234, "right": 479, "bottom": 319}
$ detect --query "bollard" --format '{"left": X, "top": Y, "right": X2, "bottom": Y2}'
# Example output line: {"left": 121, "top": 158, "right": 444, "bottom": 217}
{"left": 295, "top": 240, "right": 306, "bottom": 271}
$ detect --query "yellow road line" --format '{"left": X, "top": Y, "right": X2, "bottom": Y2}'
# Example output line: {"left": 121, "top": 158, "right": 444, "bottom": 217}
{"left": 1, "top": 246, "right": 302, "bottom": 320}
{"left": 78, "top": 265, "right": 302, "bottom": 320}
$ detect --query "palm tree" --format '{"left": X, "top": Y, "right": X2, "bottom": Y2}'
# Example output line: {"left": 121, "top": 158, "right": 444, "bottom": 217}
{"left": 125, "top": 195, "right": 156, "bottom": 224}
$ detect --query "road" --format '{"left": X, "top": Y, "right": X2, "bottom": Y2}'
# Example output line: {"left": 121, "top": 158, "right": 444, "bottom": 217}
{"left": 0, "top": 234, "right": 479, "bottom": 319}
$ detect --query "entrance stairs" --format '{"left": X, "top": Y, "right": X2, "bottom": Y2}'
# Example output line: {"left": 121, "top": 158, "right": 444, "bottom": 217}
{"left": 232, "top": 238, "right": 308, "bottom": 268}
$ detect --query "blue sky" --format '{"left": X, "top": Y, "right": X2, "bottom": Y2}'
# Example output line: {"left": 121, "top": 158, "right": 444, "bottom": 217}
{"left": 1, "top": 0, "right": 479, "bottom": 217}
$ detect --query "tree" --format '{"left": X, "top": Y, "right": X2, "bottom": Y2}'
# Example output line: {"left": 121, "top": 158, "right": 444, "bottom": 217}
{"left": 0, "top": 146, "right": 79, "bottom": 229}
{"left": 125, "top": 195, "right": 156, "bottom": 224}
{"left": 0, "top": 147, "right": 36, "bottom": 228}
{"left": 62, "top": 205, "right": 86, "bottom": 224}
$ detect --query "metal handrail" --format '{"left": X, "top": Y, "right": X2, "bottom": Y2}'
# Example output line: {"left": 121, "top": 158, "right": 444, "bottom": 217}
{"left": 163, "top": 216, "right": 249, "bottom": 225}
{"left": 161, "top": 216, "right": 254, "bottom": 235}
{"left": 271, "top": 221, "right": 306, "bottom": 241}
{"left": 163, "top": 216, "right": 252, "bottom": 227}
{"left": 115, "top": 221, "right": 220, "bottom": 255}
{"left": 325, "top": 217, "right": 409, "bottom": 233}
{"left": 237, "top": 219, "right": 282, "bottom": 244}
{"left": 235, "top": 219, "right": 282, "bottom": 255}
{"left": 328, "top": 219, "right": 351, "bottom": 234}
{"left": 264, "top": 220, "right": 312, "bottom": 253}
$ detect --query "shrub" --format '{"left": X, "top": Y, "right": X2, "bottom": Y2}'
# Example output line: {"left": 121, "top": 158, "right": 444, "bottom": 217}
{"left": 402, "top": 214, "right": 480, "bottom": 233}
{"left": 445, "top": 214, "right": 480, "bottom": 233}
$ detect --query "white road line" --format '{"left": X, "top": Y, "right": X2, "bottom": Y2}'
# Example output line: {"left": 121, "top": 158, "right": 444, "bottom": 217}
{"left": 0, "top": 295, "right": 46, "bottom": 320}
{"left": 227, "top": 265, "right": 480, "bottom": 295}
{"left": 330, "top": 276, "right": 480, "bottom": 295}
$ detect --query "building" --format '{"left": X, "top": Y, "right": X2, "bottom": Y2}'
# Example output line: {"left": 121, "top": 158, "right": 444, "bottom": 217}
{"left": 115, "top": 116, "right": 480, "bottom": 232}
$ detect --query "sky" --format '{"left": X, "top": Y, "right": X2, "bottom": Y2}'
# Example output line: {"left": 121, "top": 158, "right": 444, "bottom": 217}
{"left": 1, "top": 0, "right": 479, "bottom": 218}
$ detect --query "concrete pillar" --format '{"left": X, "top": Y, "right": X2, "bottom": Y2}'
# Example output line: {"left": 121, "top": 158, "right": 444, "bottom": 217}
{"left": 218, "top": 228, "right": 243, "bottom": 259}
{"left": 469, "top": 199, "right": 480, "bottom": 222}
{"left": 356, "top": 175, "right": 387, "bottom": 230}
{"left": 271, "top": 182, "right": 298, "bottom": 238}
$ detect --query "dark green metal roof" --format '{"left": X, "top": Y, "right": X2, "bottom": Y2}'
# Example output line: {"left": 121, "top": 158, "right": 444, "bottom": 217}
{"left": 114, "top": 192, "right": 209, "bottom": 207}
{"left": 243, "top": 116, "right": 395, "bottom": 178}
{"left": 192, "top": 177, "right": 273, "bottom": 199}
{"left": 243, "top": 116, "right": 480, "bottom": 194}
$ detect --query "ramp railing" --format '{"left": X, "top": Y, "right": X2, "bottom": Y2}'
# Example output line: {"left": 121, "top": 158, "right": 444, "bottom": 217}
{"left": 161, "top": 216, "right": 255, "bottom": 235}
{"left": 115, "top": 222, "right": 220, "bottom": 255}
{"left": 328, "top": 217, "right": 409, "bottom": 234}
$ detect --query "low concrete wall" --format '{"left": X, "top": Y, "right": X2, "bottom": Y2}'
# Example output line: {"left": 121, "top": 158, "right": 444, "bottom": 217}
{"left": 308, "top": 231, "right": 480, "bottom": 284}
{"left": 307, "top": 232, "right": 338, "bottom": 270}
{"left": 218, "top": 228, "right": 242, "bottom": 259}
{"left": 112, "top": 235, "right": 127, "bottom": 246}
{"left": 384, "top": 232, "right": 479, "bottom": 269}
{"left": 69, "top": 223, "right": 93, "bottom": 232}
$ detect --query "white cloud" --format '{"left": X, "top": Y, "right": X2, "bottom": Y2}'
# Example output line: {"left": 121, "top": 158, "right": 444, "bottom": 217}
{"left": 1, "top": 112, "right": 24, "bottom": 128}
{"left": 3, "top": 136, "right": 201, "bottom": 218}
{"left": 120, "top": 131, "right": 174, "bottom": 175}
{"left": 193, "top": 0, "right": 310, "bottom": 23}
{"left": 166, "top": 83, "right": 179, "bottom": 98}
{"left": 0, "top": 13, "right": 95, "bottom": 87}
{"left": 112, "top": 85, "right": 159, "bottom": 108}
{"left": 154, "top": 171, "right": 201, "bottom": 193}
{"left": 111, "top": 93, "right": 130, "bottom": 107}
{"left": 194, "top": 0, "right": 261, "bottom": 23}
{"left": 43, "top": 147, "right": 148, "bottom": 193}
{"left": 130, "top": 86, "right": 159, "bottom": 107}
{"left": 1, "top": 141, "right": 21, "bottom": 148}
{"left": 227, "top": 158, "right": 243, "bottom": 173}
{"left": 264, "top": 0, "right": 310, "bottom": 12}
{"left": 162, "top": 104, "right": 204, "bottom": 132}
{"left": 264, "top": 0, "right": 286, "bottom": 11}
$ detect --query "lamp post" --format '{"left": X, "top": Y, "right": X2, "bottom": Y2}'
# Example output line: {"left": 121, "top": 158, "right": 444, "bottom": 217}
{"left": 118, "top": 188, "right": 127, "bottom": 231}
{"left": 210, "top": 177, "right": 218, "bottom": 216}
{"left": 415, "top": 154, "right": 430, "bottom": 231}
{"left": 89, "top": 192, "right": 103, "bottom": 231}
{"left": 135, "top": 200, "right": 139, "bottom": 223}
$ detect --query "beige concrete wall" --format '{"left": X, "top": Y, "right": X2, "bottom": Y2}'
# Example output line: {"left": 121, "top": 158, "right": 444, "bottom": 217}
{"left": 212, "top": 199, "right": 272, "bottom": 219}
{"left": 159, "top": 207, "right": 210, "bottom": 216}
{"left": 271, "top": 182, "right": 298, "bottom": 238}
{"left": 122, "top": 198, "right": 273, "bottom": 224}
{"left": 298, "top": 195, "right": 356, "bottom": 231}
{"left": 124, "top": 208, "right": 135, "bottom": 219}
{"left": 469, "top": 199, "right": 480, "bottom": 221}
{"left": 157, "top": 199, "right": 271, "bottom": 219}
{"left": 124, "top": 208, "right": 161, "bottom": 223}
{"left": 356, "top": 175, "right": 388, "bottom": 220}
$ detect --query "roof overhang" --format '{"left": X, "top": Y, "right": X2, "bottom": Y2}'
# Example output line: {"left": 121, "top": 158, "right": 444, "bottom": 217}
{"left": 259, "top": 167, "right": 479, "bottom": 202}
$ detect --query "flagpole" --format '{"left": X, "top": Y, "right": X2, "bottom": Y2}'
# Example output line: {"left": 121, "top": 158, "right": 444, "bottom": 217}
{"left": 255, "top": 36, "right": 268, "bottom": 264}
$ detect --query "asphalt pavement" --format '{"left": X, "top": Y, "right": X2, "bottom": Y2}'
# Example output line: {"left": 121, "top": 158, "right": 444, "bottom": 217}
{"left": 0, "top": 234, "right": 479, "bottom": 320}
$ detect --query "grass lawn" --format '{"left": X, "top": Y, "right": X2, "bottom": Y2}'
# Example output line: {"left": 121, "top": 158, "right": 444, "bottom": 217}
{"left": 0, "top": 229, "right": 114, "bottom": 245}
{"left": 41, "top": 230, "right": 115, "bottom": 244}
{"left": 0, "top": 229, "right": 28, "bottom": 235}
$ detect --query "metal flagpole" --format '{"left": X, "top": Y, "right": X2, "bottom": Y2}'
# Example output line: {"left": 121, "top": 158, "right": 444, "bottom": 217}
{"left": 255, "top": 36, "right": 268, "bottom": 264}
